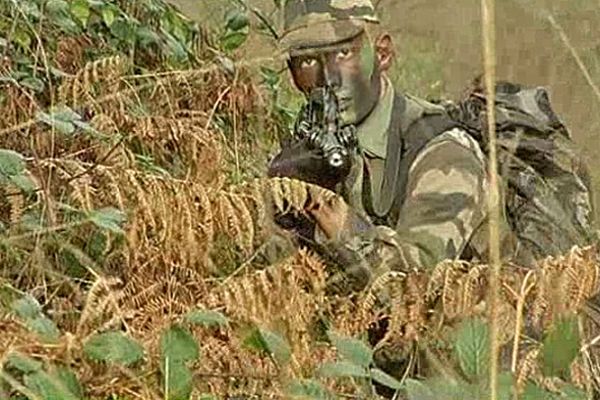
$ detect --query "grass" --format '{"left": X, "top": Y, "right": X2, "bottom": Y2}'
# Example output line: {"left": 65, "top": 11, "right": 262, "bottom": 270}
{"left": 0, "top": 0, "right": 599, "bottom": 399}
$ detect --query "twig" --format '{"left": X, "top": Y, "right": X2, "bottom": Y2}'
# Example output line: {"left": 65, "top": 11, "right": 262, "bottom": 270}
{"left": 232, "top": 0, "right": 280, "bottom": 40}
{"left": 546, "top": 15, "right": 600, "bottom": 106}
{"left": 481, "top": 0, "right": 501, "bottom": 399}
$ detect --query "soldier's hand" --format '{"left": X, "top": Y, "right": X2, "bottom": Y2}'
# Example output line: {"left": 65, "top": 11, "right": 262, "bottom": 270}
{"left": 306, "top": 196, "right": 349, "bottom": 241}
{"left": 306, "top": 195, "right": 373, "bottom": 241}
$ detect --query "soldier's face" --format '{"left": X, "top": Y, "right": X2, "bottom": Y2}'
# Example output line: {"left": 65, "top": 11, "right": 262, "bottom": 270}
{"left": 288, "top": 33, "right": 382, "bottom": 126}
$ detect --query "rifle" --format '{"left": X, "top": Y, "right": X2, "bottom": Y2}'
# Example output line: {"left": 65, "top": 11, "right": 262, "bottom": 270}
{"left": 268, "top": 85, "right": 358, "bottom": 191}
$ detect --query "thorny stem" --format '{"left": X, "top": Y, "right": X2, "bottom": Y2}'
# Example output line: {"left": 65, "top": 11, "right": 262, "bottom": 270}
{"left": 481, "top": 0, "right": 501, "bottom": 399}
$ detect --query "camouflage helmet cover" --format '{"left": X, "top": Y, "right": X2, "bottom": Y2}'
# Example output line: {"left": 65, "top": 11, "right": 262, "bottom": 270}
{"left": 279, "top": 0, "right": 380, "bottom": 53}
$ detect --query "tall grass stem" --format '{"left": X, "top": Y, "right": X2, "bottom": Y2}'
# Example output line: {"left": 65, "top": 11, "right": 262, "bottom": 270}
{"left": 481, "top": 0, "right": 501, "bottom": 399}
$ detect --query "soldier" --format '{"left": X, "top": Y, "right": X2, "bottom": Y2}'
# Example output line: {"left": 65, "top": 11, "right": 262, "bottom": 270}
{"left": 273, "top": 0, "right": 503, "bottom": 290}
{"left": 270, "top": 0, "right": 596, "bottom": 292}
{"left": 267, "top": 0, "right": 597, "bottom": 391}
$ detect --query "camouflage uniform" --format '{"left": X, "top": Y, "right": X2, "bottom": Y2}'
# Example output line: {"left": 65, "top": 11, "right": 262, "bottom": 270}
{"left": 277, "top": 0, "right": 595, "bottom": 290}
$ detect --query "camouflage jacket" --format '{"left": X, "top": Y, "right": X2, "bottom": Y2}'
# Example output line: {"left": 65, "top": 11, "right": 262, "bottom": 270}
{"left": 317, "top": 76, "right": 517, "bottom": 291}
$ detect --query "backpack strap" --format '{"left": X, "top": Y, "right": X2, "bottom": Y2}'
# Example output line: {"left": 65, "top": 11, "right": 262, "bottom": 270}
{"left": 362, "top": 94, "right": 461, "bottom": 225}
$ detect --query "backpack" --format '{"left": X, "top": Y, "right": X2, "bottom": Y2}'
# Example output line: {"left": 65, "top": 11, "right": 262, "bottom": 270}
{"left": 361, "top": 77, "right": 595, "bottom": 264}
{"left": 438, "top": 78, "right": 596, "bottom": 261}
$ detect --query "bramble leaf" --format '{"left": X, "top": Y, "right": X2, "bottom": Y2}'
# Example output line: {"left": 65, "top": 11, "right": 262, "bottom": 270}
{"left": 88, "top": 207, "right": 126, "bottom": 235}
{"left": 370, "top": 368, "right": 403, "bottom": 390}
{"left": 328, "top": 331, "right": 372, "bottom": 367}
{"left": 317, "top": 361, "right": 369, "bottom": 378}
{"left": 6, "top": 352, "right": 42, "bottom": 373}
{"left": 541, "top": 315, "right": 580, "bottom": 377}
{"left": 24, "top": 370, "right": 81, "bottom": 400}
{"left": 84, "top": 331, "right": 144, "bottom": 366}
{"left": 454, "top": 317, "right": 490, "bottom": 380}
{"left": 184, "top": 309, "right": 229, "bottom": 328}
{"left": 162, "top": 362, "right": 193, "bottom": 400}
{"left": 160, "top": 325, "right": 199, "bottom": 365}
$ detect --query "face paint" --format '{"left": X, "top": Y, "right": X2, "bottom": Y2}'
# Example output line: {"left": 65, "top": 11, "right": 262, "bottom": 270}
{"left": 333, "top": 37, "right": 380, "bottom": 126}
{"left": 288, "top": 32, "right": 381, "bottom": 126}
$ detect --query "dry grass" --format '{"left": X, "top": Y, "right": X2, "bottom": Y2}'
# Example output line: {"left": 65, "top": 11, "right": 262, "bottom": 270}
{"left": 0, "top": 3, "right": 599, "bottom": 399}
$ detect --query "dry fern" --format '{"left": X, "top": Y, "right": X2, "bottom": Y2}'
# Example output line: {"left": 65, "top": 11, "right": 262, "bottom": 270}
{"left": 58, "top": 55, "right": 129, "bottom": 109}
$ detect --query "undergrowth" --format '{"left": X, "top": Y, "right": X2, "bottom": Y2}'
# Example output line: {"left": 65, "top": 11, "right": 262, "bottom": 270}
{"left": 0, "top": 1, "right": 599, "bottom": 399}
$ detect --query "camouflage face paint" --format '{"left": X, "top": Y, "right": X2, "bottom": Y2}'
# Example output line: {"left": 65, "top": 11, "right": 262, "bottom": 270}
{"left": 288, "top": 32, "right": 381, "bottom": 126}
{"left": 333, "top": 35, "right": 380, "bottom": 126}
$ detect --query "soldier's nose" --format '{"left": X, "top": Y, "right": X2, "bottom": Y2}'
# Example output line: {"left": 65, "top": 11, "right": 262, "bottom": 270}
{"left": 323, "top": 59, "right": 341, "bottom": 88}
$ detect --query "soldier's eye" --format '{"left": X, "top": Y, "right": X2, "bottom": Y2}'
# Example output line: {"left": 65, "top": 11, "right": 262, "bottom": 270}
{"left": 336, "top": 48, "right": 353, "bottom": 60}
{"left": 300, "top": 58, "right": 318, "bottom": 68}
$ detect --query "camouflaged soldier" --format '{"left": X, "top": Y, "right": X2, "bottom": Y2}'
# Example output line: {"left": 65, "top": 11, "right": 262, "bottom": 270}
{"left": 273, "top": 0, "right": 596, "bottom": 290}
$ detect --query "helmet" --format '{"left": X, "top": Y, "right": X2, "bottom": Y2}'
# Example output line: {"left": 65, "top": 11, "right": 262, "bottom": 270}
{"left": 279, "top": 0, "right": 379, "bottom": 54}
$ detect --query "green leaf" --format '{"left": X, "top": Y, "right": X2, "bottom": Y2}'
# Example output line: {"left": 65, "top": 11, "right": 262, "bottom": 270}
{"left": 102, "top": 8, "right": 115, "bottom": 27}
{"left": 84, "top": 331, "right": 144, "bottom": 366}
{"left": 54, "top": 366, "right": 84, "bottom": 399}
{"left": 110, "top": 18, "right": 136, "bottom": 43}
{"left": 163, "top": 32, "right": 188, "bottom": 61}
{"left": 11, "top": 174, "right": 37, "bottom": 193}
{"left": 20, "top": 76, "right": 45, "bottom": 93}
{"left": 0, "top": 149, "right": 27, "bottom": 178}
{"left": 317, "top": 361, "right": 369, "bottom": 378}
{"left": 46, "top": 0, "right": 70, "bottom": 15}
{"left": 405, "top": 378, "right": 436, "bottom": 400}
{"left": 220, "top": 30, "right": 248, "bottom": 52}
{"left": 162, "top": 362, "right": 193, "bottom": 400}
{"left": 11, "top": 295, "right": 41, "bottom": 319}
{"left": 45, "top": 2, "right": 81, "bottom": 35}
{"left": 6, "top": 352, "right": 42, "bottom": 373}
{"left": 490, "top": 372, "right": 515, "bottom": 400}
{"left": 160, "top": 325, "right": 199, "bottom": 365}
{"left": 405, "top": 377, "right": 469, "bottom": 400}
{"left": 70, "top": 0, "right": 91, "bottom": 27}
{"left": 454, "top": 317, "right": 490, "bottom": 380}
{"left": 522, "top": 382, "right": 555, "bottom": 400}
{"left": 88, "top": 207, "right": 126, "bottom": 235}
{"left": 36, "top": 107, "right": 80, "bottom": 135}
{"left": 328, "top": 331, "right": 372, "bottom": 367}
{"left": 287, "top": 379, "right": 333, "bottom": 400}
{"left": 184, "top": 309, "right": 229, "bottom": 328}
{"left": 21, "top": 2, "right": 42, "bottom": 19}
{"left": 160, "top": 325, "right": 197, "bottom": 400}
{"left": 72, "top": 119, "right": 102, "bottom": 138}
{"left": 225, "top": 9, "right": 249, "bottom": 31}
{"left": 28, "top": 316, "right": 61, "bottom": 342}
{"left": 13, "top": 27, "right": 32, "bottom": 50}
{"left": 24, "top": 370, "right": 81, "bottom": 400}
{"left": 136, "top": 26, "right": 161, "bottom": 46}
{"left": 370, "top": 368, "right": 402, "bottom": 390}
{"left": 258, "top": 328, "right": 291, "bottom": 366}
{"left": 541, "top": 315, "right": 580, "bottom": 377}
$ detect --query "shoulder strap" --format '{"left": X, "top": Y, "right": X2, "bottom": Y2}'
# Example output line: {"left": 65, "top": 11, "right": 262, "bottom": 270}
{"left": 363, "top": 94, "right": 460, "bottom": 224}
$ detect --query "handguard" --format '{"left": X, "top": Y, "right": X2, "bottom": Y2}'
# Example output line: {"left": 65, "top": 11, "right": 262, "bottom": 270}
{"left": 294, "top": 86, "right": 358, "bottom": 169}
{"left": 268, "top": 85, "right": 358, "bottom": 190}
